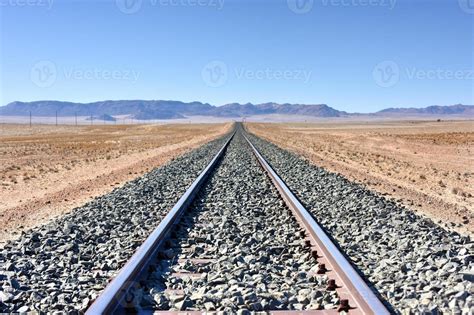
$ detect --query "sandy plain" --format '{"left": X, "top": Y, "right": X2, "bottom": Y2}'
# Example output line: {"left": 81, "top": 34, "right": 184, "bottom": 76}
{"left": 247, "top": 120, "right": 474, "bottom": 236}
{"left": 0, "top": 123, "right": 230, "bottom": 243}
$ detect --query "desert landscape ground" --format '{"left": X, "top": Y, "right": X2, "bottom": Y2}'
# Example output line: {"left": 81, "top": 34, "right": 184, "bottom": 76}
{"left": 0, "top": 123, "right": 230, "bottom": 244}
{"left": 248, "top": 120, "right": 474, "bottom": 235}
{"left": 2, "top": 119, "right": 472, "bottom": 243}
{"left": 1, "top": 120, "right": 472, "bottom": 313}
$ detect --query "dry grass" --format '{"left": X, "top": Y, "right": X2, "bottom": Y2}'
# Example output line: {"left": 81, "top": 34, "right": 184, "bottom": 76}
{"left": 247, "top": 120, "right": 474, "bottom": 235}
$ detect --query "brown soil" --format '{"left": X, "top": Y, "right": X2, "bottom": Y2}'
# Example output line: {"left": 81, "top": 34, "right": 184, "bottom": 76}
{"left": 0, "top": 123, "right": 231, "bottom": 244}
{"left": 247, "top": 120, "right": 474, "bottom": 236}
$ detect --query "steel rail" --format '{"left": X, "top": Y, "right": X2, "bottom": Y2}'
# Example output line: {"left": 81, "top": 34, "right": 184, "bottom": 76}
{"left": 243, "top": 134, "right": 390, "bottom": 315}
{"left": 86, "top": 132, "right": 235, "bottom": 314}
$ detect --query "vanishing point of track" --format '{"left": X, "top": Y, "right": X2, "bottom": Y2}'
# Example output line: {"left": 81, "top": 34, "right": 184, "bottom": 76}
{"left": 86, "top": 124, "right": 390, "bottom": 314}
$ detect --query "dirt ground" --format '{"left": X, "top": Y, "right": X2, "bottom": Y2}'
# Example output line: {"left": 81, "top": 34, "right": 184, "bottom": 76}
{"left": 247, "top": 120, "right": 474, "bottom": 236}
{"left": 0, "top": 123, "right": 231, "bottom": 243}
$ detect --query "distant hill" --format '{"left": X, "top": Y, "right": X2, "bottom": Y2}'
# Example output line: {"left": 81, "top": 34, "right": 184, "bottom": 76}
{"left": 0, "top": 100, "right": 215, "bottom": 120}
{"left": 0, "top": 100, "right": 472, "bottom": 120}
{"left": 376, "top": 104, "right": 474, "bottom": 116}
{"left": 214, "top": 103, "right": 347, "bottom": 117}
{"left": 0, "top": 100, "right": 347, "bottom": 119}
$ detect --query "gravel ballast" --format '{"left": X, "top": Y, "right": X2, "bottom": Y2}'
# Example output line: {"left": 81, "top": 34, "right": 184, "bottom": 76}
{"left": 0, "top": 134, "right": 230, "bottom": 313}
{"left": 137, "top": 131, "right": 339, "bottom": 312}
{"left": 247, "top": 131, "right": 473, "bottom": 314}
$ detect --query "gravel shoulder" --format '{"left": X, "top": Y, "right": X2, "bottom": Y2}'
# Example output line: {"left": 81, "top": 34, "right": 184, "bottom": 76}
{"left": 0, "top": 132, "right": 231, "bottom": 313}
{"left": 246, "top": 130, "right": 473, "bottom": 314}
{"left": 247, "top": 121, "right": 474, "bottom": 236}
{"left": 0, "top": 123, "right": 230, "bottom": 244}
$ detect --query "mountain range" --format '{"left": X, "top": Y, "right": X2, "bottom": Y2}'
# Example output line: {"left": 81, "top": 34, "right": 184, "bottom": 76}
{"left": 375, "top": 104, "right": 474, "bottom": 116}
{"left": 0, "top": 100, "right": 472, "bottom": 119}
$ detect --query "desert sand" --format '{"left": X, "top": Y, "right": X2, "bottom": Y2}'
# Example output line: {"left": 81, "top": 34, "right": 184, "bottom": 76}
{"left": 0, "top": 123, "right": 231, "bottom": 243}
{"left": 248, "top": 120, "right": 474, "bottom": 235}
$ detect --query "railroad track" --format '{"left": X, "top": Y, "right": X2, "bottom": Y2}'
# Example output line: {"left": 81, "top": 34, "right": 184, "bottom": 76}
{"left": 86, "top": 125, "right": 390, "bottom": 314}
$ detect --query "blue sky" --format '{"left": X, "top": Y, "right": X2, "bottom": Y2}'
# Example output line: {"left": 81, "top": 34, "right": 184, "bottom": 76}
{"left": 0, "top": 0, "right": 472, "bottom": 112}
